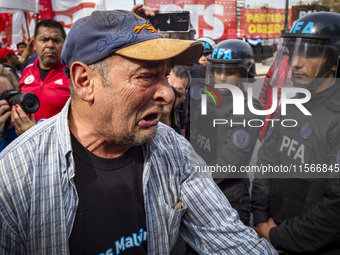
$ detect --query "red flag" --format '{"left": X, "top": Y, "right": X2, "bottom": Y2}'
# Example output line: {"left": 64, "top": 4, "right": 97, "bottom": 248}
{"left": 0, "top": 13, "right": 10, "bottom": 32}
{"left": 39, "top": 0, "right": 54, "bottom": 20}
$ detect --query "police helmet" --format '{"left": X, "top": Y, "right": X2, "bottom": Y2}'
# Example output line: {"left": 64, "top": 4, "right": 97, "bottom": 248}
{"left": 271, "top": 12, "right": 340, "bottom": 90}
{"left": 206, "top": 39, "right": 256, "bottom": 85}
{"left": 197, "top": 37, "right": 216, "bottom": 54}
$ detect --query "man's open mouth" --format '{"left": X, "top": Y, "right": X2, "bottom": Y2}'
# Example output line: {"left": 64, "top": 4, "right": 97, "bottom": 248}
{"left": 139, "top": 113, "right": 160, "bottom": 127}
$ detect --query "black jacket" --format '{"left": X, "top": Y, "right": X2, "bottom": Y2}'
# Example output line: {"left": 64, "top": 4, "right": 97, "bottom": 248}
{"left": 251, "top": 83, "right": 340, "bottom": 254}
{"left": 192, "top": 88, "right": 264, "bottom": 225}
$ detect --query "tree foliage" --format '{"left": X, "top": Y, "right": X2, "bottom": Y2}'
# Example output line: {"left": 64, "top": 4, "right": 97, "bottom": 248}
{"left": 315, "top": 0, "right": 340, "bottom": 13}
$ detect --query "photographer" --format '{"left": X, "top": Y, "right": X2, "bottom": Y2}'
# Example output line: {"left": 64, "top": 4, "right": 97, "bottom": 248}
{"left": 0, "top": 75, "right": 35, "bottom": 152}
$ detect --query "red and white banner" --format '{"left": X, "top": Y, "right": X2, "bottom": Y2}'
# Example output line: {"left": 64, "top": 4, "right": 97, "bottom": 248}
{"left": 240, "top": 8, "right": 294, "bottom": 39}
{"left": 0, "top": 0, "right": 105, "bottom": 48}
{"left": 52, "top": 0, "right": 105, "bottom": 33}
{"left": 0, "top": 11, "right": 33, "bottom": 48}
{"left": 145, "top": 0, "right": 237, "bottom": 40}
{"left": 0, "top": 0, "right": 36, "bottom": 12}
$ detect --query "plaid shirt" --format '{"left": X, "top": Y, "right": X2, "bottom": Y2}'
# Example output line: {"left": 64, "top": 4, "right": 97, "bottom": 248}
{"left": 0, "top": 99, "right": 276, "bottom": 255}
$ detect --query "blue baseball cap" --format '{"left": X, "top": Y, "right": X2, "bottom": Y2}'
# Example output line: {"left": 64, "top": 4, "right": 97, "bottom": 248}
{"left": 61, "top": 10, "right": 203, "bottom": 69}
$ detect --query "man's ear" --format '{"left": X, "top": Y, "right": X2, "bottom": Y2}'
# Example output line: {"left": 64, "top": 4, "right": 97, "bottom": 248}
{"left": 70, "top": 62, "right": 95, "bottom": 102}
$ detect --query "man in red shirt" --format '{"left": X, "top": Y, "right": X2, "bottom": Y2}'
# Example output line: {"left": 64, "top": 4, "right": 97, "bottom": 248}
{"left": 19, "top": 20, "right": 69, "bottom": 121}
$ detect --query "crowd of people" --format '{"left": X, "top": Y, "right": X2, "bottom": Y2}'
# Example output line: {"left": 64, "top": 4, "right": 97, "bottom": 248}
{"left": 0, "top": 5, "right": 339, "bottom": 255}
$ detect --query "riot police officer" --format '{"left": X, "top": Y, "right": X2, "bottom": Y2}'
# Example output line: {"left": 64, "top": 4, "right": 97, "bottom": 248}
{"left": 197, "top": 36, "right": 216, "bottom": 67}
{"left": 251, "top": 12, "right": 340, "bottom": 254}
{"left": 185, "top": 37, "right": 217, "bottom": 142}
{"left": 191, "top": 39, "right": 262, "bottom": 225}
{"left": 187, "top": 37, "right": 216, "bottom": 79}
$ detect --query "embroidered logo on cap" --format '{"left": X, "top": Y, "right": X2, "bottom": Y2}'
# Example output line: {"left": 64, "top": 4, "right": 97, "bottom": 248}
{"left": 133, "top": 23, "right": 157, "bottom": 34}
{"left": 96, "top": 12, "right": 158, "bottom": 53}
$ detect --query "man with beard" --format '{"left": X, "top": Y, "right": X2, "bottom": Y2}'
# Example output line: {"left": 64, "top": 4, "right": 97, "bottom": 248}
{"left": 0, "top": 10, "right": 276, "bottom": 255}
{"left": 251, "top": 12, "right": 340, "bottom": 254}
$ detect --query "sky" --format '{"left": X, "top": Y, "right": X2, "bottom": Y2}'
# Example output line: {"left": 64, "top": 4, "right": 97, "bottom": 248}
{"left": 105, "top": 0, "right": 143, "bottom": 11}
{"left": 245, "top": 0, "right": 315, "bottom": 8}
{"left": 105, "top": 0, "right": 316, "bottom": 11}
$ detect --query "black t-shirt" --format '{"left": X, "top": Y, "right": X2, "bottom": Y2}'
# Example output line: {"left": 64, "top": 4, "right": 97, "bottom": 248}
{"left": 69, "top": 133, "right": 147, "bottom": 255}
{"left": 38, "top": 64, "right": 50, "bottom": 81}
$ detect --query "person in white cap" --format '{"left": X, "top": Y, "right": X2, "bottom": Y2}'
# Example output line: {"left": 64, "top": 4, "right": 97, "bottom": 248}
{"left": 0, "top": 9, "right": 276, "bottom": 255}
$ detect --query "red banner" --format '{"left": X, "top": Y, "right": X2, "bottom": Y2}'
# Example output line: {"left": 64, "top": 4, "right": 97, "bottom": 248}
{"left": 240, "top": 8, "right": 294, "bottom": 39}
{"left": 0, "top": 13, "right": 11, "bottom": 47}
{"left": 39, "top": 0, "right": 54, "bottom": 20}
{"left": 145, "top": 0, "right": 237, "bottom": 40}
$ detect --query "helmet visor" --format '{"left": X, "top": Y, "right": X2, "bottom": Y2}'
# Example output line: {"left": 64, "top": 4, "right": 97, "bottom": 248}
{"left": 270, "top": 36, "right": 338, "bottom": 90}
{"left": 206, "top": 58, "right": 256, "bottom": 87}
{"left": 205, "top": 60, "right": 249, "bottom": 87}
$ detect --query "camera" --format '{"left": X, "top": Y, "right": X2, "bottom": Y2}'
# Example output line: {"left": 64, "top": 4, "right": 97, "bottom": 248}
{"left": 149, "top": 11, "right": 190, "bottom": 33}
{"left": 0, "top": 89, "right": 40, "bottom": 114}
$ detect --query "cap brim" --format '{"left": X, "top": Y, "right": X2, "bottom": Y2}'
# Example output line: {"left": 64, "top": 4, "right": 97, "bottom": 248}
{"left": 115, "top": 38, "right": 203, "bottom": 65}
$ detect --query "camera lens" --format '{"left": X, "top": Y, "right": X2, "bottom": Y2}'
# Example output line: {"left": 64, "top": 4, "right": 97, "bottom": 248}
{"left": 25, "top": 97, "right": 35, "bottom": 108}
{"left": 11, "top": 93, "right": 40, "bottom": 114}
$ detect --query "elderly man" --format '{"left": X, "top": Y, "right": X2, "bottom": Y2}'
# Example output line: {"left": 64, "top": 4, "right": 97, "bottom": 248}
{"left": 0, "top": 10, "right": 276, "bottom": 254}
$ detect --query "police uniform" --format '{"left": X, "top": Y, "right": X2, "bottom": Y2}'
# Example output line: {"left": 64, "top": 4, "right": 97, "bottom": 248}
{"left": 191, "top": 39, "right": 258, "bottom": 225}
{"left": 251, "top": 82, "right": 340, "bottom": 254}
{"left": 251, "top": 11, "right": 340, "bottom": 254}
{"left": 192, "top": 88, "right": 264, "bottom": 225}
